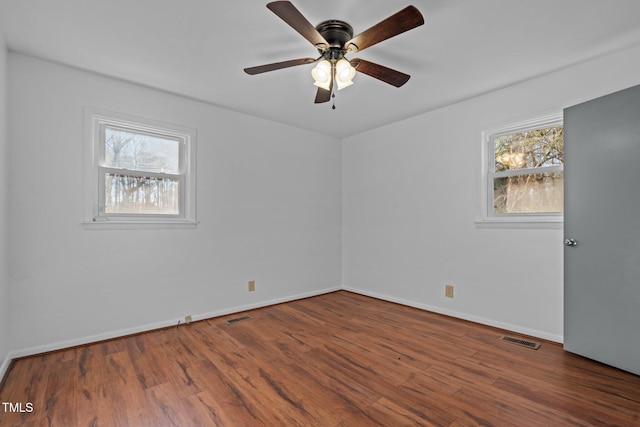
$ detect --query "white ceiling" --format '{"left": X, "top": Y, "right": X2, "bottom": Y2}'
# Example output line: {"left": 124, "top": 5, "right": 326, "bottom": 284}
{"left": 1, "top": 0, "right": 640, "bottom": 138}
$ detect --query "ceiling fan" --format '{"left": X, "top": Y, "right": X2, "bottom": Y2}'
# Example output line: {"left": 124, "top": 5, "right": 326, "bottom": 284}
{"left": 244, "top": 1, "right": 424, "bottom": 104}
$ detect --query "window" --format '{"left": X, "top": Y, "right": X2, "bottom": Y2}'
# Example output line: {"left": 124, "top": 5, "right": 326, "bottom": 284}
{"left": 481, "top": 113, "right": 563, "bottom": 226}
{"left": 84, "top": 109, "right": 197, "bottom": 228}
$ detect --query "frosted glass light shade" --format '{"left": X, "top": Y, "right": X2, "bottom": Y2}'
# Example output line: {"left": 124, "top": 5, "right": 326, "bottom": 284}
{"left": 311, "top": 60, "right": 332, "bottom": 90}
{"left": 335, "top": 58, "right": 355, "bottom": 90}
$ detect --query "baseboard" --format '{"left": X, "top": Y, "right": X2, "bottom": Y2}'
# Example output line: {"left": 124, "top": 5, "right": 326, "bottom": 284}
{"left": 5, "top": 284, "right": 561, "bottom": 363}
{"left": 10, "top": 286, "right": 341, "bottom": 359}
{"left": 0, "top": 352, "right": 12, "bottom": 386}
{"left": 343, "top": 286, "right": 563, "bottom": 344}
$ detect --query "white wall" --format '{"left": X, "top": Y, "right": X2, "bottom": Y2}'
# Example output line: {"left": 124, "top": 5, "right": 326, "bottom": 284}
{"left": 8, "top": 54, "right": 342, "bottom": 355}
{"left": 343, "top": 45, "right": 640, "bottom": 342}
{"left": 0, "top": 31, "right": 10, "bottom": 375}
{"left": 7, "top": 44, "right": 640, "bottom": 359}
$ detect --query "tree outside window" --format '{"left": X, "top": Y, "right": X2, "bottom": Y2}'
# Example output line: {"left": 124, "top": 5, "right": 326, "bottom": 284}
{"left": 103, "top": 126, "right": 181, "bottom": 215}
{"left": 84, "top": 108, "right": 197, "bottom": 228}
{"left": 485, "top": 115, "right": 564, "bottom": 221}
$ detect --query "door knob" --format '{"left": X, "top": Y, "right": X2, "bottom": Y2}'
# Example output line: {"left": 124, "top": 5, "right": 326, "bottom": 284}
{"left": 563, "top": 238, "right": 578, "bottom": 247}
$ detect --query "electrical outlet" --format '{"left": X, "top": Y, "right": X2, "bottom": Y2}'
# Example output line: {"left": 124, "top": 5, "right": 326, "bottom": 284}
{"left": 184, "top": 315, "right": 192, "bottom": 324}
{"left": 248, "top": 280, "right": 255, "bottom": 292}
{"left": 445, "top": 284, "right": 454, "bottom": 298}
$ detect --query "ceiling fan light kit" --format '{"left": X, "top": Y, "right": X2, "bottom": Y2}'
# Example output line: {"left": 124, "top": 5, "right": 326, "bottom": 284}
{"left": 244, "top": 1, "right": 424, "bottom": 105}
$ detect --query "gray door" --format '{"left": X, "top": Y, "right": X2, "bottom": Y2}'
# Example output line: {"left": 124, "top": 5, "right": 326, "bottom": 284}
{"left": 563, "top": 84, "right": 640, "bottom": 376}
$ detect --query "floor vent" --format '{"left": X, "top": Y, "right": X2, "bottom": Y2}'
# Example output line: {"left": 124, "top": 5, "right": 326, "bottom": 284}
{"left": 499, "top": 335, "right": 541, "bottom": 350}
{"left": 226, "top": 315, "right": 251, "bottom": 324}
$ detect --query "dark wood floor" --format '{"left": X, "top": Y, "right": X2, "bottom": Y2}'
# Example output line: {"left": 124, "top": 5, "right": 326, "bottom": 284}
{"left": 1, "top": 291, "right": 639, "bottom": 426}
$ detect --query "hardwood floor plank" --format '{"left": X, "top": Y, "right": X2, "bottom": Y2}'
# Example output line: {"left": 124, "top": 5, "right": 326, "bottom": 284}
{"left": 452, "top": 382, "right": 590, "bottom": 426}
{"left": 124, "top": 334, "right": 169, "bottom": 390}
{"left": 181, "top": 392, "right": 238, "bottom": 427}
{"left": 322, "top": 331, "right": 421, "bottom": 386}
{"left": 43, "top": 360, "right": 78, "bottom": 427}
{"left": 292, "top": 346, "right": 384, "bottom": 409}
{"left": 190, "top": 359, "right": 269, "bottom": 425}
{"left": 2, "top": 291, "right": 640, "bottom": 426}
{"left": 473, "top": 351, "right": 640, "bottom": 421}
{"left": 144, "top": 381, "right": 191, "bottom": 427}
{"left": 76, "top": 380, "right": 132, "bottom": 427}
{"left": 554, "top": 355, "right": 640, "bottom": 403}
{"left": 186, "top": 320, "right": 252, "bottom": 371}
{"left": 223, "top": 367, "right": 314, "bottom": 425}
{"left": 367, "top": 396, "right": 448, "bottom": 427}
{"left": 159, "top": 358, "right": 203, "bottom": 401}
{"left": 493, "top": 375, "right": 638, "bottom": 426}
{"left": 277, "top": 362, "right": 384, "bottom": 426}
{"left": 0, "top": 357, "right": 49, "bottom": 426}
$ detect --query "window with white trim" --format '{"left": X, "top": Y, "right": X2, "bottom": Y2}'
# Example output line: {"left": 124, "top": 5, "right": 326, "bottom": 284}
{"left": 482, "top": 114, "right": 563, "bottom": 224}
{"left": 84, "top": 109, "right": 197, "bottom": 228}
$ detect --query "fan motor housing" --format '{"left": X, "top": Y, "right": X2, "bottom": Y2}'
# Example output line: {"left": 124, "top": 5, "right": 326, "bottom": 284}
{"left": 315, "top": 20, "right": 353, "bottom": 51}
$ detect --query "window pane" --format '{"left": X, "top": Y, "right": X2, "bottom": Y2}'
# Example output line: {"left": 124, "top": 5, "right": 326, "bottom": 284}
{"left": 494, "top": 126, "right": 563, "bottom": 171}
{"left": 493, "top": 172, "right": 563, "bottom": 214}
{"left": 105, "top": 174, "right": 179, "bottom": 215}
{"left": 104, "top": 127, "right": 179, "bottom": 174}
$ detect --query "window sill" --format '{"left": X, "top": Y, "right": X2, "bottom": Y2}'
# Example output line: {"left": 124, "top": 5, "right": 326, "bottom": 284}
{"left": 82, "top": 218, "right": 198, "bottom": 230}
{"left": 475, "top": 216, "right": 563, "bottom": 230}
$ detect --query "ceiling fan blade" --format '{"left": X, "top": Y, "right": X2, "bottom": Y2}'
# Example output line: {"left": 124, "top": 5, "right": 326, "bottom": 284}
{"left": 314, "top": 74, "right": 333, "bottom": 104}
{"left": 345, "top": 6, "right": 424, "bottom": 53}
{"left": 267, "top": 1, "right": 329, "bottom": 50}
{"left": 351, "top": 58, "right": 410, "bottom": 87}
{"left": 244, "top": 57, "right": 316, "bottom": 75}
{"left": 314, "top": 87, "right": 331, "bottom": 103}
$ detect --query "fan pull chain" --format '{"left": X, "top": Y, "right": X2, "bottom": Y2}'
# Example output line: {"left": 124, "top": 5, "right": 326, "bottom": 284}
{"left": 332, "top": 93, "right": 336, "bottom": 110}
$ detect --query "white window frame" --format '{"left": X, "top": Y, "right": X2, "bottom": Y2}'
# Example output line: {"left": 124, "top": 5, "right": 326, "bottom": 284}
{"left": 83, "top": 108, "right": 197, "bottom": 229}
{"left": 477, "top": 112, "right": 563, "bottom": 229}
